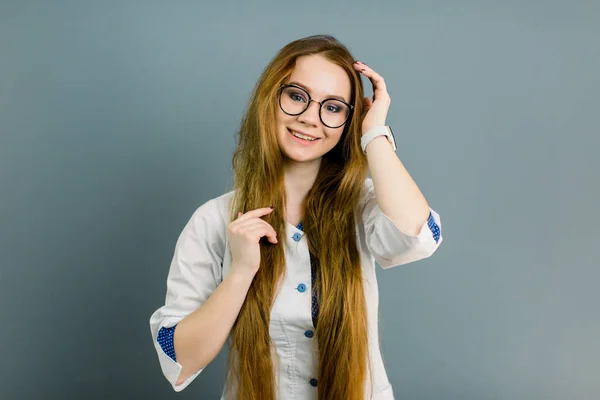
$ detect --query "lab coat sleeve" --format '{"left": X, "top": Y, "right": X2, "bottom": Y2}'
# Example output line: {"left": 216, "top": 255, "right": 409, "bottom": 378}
{"left": 149, "top": 198, "right": 226, "bottom": 392}
{"left": 360, "top": 177, "right": 443, "bottom": 269}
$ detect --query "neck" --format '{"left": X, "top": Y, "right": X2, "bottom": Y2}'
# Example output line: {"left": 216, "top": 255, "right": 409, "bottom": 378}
{"left": 283, "top": 157, "right": 321, "bottom": 214}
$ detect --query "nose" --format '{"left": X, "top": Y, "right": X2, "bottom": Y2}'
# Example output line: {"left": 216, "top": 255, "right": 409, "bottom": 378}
{"left": 297, "top": 100, "right": 321, "bottom": 126}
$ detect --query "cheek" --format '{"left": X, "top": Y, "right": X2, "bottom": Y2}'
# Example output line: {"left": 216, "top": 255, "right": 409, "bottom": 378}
{"left": 276, "top": 108, "right": 293, "bottom": 126}
{"left": 325, "top": 128, "right": 345, "bottom": 143}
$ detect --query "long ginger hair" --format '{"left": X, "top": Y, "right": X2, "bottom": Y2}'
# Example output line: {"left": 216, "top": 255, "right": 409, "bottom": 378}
{"left": 226, "top": 34, "right": 372, "bottom": 400}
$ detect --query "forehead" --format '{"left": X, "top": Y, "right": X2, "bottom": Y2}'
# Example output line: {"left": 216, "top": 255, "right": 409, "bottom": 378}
{"left": 288, "top": 54, "right": 351, "bottom": 102}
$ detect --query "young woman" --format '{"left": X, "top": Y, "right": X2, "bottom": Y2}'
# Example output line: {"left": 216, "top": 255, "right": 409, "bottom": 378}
{"left": 149, "top": 34, "right": 443, "bottom": 400}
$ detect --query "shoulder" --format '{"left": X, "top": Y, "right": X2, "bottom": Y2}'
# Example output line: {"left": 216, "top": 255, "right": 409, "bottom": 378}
{"left": 186, "top": 189, "right": 236, "bottom": 238}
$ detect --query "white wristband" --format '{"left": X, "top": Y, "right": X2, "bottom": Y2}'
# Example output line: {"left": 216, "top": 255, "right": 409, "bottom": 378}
{"left": 361, "top": 126, "right": 396, "bottom": 153}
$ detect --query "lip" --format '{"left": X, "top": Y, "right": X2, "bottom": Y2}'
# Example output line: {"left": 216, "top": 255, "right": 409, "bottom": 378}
{"left": 288, "top": 128, "right": 320, "bottom": 139}
{"left": 288, "top": 128, "right": 321, "bottom": 145}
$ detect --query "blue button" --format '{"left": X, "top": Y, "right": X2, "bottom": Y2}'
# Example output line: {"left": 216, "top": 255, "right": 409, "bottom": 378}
{"left": 297, "top": 283, "right": 306, "bottom": 292}
{"left": 292, "top": 232, "right": 302, "bottom": 242}
{"left": 309, "top": 378, "right": 318, "bottom": 387}
{"left": 304, "top": 330, "right": 314, "bottom": 338}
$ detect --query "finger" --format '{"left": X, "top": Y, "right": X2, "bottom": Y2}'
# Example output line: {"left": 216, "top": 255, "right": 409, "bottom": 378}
{"left": 243, "top": 223, "right": 278, "bottom": 244}
{"left": 355, "top": 62, "right": 389, "bottom": 102}
{"left": 235, "top": 207, "right": 274, "bottom": 222}
{"left": 236, "top": 219, "right": 277, "bottom": 237}
{"left": 231, "top": 218, "right": 278, "bottom": 243}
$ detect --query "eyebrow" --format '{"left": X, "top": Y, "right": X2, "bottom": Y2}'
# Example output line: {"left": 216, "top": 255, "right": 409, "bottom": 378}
{"left": 287, "top": 81, "right": 349, "bottom": 103}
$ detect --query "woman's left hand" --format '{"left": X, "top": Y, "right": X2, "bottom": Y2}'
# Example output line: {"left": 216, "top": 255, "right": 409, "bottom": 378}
{"left": 354, "top": 61, "right": 391, "bottom": 135}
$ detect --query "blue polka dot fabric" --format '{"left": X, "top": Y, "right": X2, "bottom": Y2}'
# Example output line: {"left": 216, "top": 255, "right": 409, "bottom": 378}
{"left": 427, "top": 212, "right": 441, "bottom": 243}
{"left": 157, "top": 325, "right": 177, "bottom": 362}
{"left": 297, "top": 222, "right": 319, "bottom": 327}
{"left": 310, "top": 252, "right": 319, "bottom": 328}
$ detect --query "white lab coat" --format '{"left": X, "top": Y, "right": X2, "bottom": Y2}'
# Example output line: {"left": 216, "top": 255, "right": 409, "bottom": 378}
{"left": 149, "top": 177, "right": 443, "bottom": 399}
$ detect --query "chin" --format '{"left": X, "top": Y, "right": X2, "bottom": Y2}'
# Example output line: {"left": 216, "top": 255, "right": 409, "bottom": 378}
{"left": 283, "top": 151, "right": 322, "bottom": 164}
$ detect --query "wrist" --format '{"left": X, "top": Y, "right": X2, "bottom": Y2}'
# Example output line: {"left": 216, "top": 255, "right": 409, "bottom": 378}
{"left": 228, "top": 264, "right": 258, "bottom": 282}
{"left": 361, "top": 125, "right": 396, "bottom": 153}
{"left": 365, "top": 135, "right": 390, "bottom": 153}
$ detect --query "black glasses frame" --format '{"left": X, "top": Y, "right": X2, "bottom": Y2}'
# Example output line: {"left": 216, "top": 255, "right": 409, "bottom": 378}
{"left": 278, "top": 83, "right": 354, "bottom": 129}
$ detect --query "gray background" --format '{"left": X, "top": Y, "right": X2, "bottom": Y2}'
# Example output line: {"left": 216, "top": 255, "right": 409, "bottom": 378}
{"left": 1, "top": 1, "right": 598, "bottom": 399}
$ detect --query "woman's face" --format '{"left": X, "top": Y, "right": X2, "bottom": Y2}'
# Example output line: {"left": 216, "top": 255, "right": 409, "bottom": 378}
{"left": 276, "top": 54, "right": 352, "bottom": 165}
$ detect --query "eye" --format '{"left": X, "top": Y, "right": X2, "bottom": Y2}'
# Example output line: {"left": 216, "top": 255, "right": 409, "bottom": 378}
{"left": 325, "top": 104, "right": 341, "bottom": 113}
{"left": 288, "top": 90, "right": 307, "bottom": 103}
{"left": 323, "top": 100, "right": 345, "bottom": 113}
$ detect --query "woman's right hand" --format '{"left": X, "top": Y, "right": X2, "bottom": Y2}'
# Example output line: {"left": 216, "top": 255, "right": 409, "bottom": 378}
{"left": 227, "top": 206, "right": 278, "bottom": 277}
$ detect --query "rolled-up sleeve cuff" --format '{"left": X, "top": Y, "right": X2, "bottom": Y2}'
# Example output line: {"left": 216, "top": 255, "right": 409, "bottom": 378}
{"left": 151, "top": 318, "right": 204, "bottom": 392}
{"left": 368, "top": 207, "right": 443, "bottom": 269}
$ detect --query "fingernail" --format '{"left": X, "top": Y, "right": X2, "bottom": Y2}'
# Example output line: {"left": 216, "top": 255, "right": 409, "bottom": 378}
{"left": 354, "top": 60, "right": 361, "bottom": 64}
{"left": 270, "top": 205, "right": 274, "bottom": 209}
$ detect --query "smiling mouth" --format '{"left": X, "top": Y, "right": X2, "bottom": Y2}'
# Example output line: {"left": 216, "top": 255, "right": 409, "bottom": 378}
{"left": 288, "top": 129, "right": 321, "bottom": 142}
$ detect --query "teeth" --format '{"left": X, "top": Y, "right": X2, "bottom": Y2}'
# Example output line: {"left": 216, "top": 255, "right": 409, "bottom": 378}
{"left": 290, "top": 130, "right": 318, "bottom": 141}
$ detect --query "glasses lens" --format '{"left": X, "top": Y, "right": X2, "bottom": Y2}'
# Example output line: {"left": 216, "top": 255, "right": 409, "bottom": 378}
{"left": 320, "top": 99, "right": 350, "bottom": 128}
{"left": 280, "top": 86, "right": 309, "bottom": 115}
{"left": 279, "top": 85, "right": 351, "bottom": 128}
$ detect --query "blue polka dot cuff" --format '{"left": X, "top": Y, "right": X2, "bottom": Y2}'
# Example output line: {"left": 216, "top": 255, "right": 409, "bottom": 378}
{"left": 157, "top": 325, "right": 177, "bottom": 362}
{"left": 427, "top": 212, "right": 441, "bottom": 243}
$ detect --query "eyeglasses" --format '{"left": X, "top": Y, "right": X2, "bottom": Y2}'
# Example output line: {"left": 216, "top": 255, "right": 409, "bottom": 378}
{"left": 278, "top": 84, "right": 354, "bottom": 129}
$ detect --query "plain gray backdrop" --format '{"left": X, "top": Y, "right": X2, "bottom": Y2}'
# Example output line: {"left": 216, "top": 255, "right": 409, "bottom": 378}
{"left": 1, "top": 1, "right": 598, "bottom": 399}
